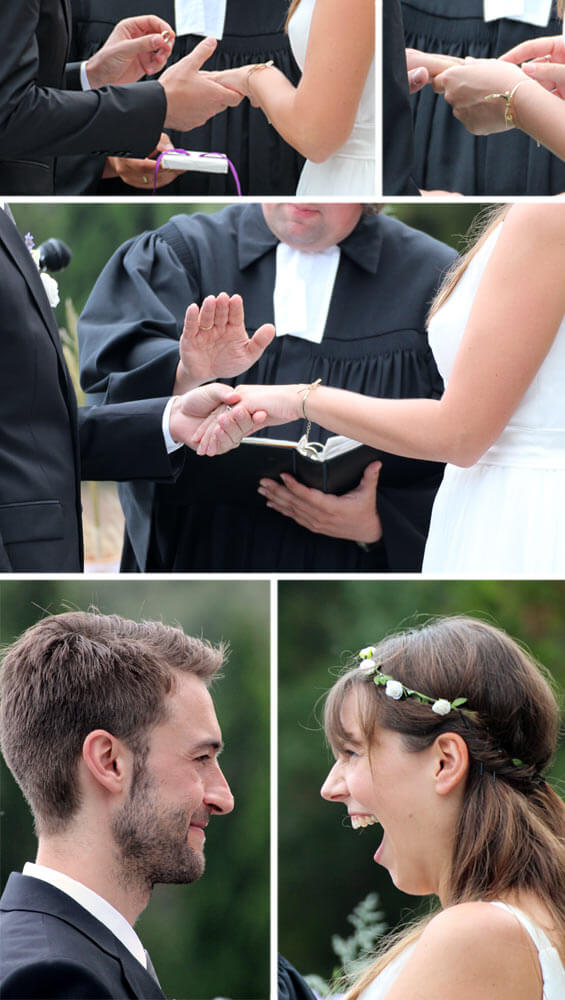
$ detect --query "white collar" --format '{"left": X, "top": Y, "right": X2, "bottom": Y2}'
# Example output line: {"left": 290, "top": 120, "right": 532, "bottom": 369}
{"left": 23, "top": 862, "right": 147, "bottom": 969}
{"left": 483, "top": 0, "right": 552, "bottom": 26}
{"left": 274, "top": 243, "right": 341, "bottom": 343}
{"left": 174, "top": 0, "right": 226, "bottom": 38}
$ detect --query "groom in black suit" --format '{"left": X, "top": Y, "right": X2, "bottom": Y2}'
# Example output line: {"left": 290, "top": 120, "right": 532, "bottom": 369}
{"left": 0, "top": 611, "right": 235, "bottom": 999}
{"left": 0, "top": 0, "right": 241, "bottom": 194}
{"left": 0, "top": 206, "right": 256, "bottom": 571}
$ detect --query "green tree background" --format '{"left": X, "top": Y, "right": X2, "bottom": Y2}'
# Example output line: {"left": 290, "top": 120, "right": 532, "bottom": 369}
{"left": 0, "top": 579, "right": 270, "bottom": 1000}
{"left": 10, "top": 201, "right": 490, "bottom": 325}
{"left": 278, "top": 579, "right": 565, "bottom": 980}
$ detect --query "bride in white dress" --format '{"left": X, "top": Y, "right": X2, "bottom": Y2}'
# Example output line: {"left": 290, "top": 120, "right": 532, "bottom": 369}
{"left": 319, "top": 616, "right": 565, "bottom": 1000}
{"left": 200, "top": 201, "right": 565, "bottom": 575}
{"left": 212, "top": 0, "right": 375, "bottom": 195}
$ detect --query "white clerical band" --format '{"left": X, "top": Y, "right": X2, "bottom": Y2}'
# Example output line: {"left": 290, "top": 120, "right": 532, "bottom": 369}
{"left": 174, "top": 0, "right": 227, "bottom": 38}
{"left": 274, "top": 243, "right": 340, "bottom": 344}
{"left": 483, "top": 0, "right": 552, "bottom": 26}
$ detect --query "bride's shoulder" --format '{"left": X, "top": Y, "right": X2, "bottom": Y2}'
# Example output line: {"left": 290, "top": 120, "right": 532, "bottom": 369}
{"left": 380, "top": 903, "right": 539, "bottom": 1000}
{"left": 502, "top": 200, "right": 565, "bottom": 239}
{"left": 422, "top": 900, "right": 526, "bottom": 944}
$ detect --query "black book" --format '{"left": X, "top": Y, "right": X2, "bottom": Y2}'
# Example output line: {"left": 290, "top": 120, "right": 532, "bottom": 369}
{"left": 185, "top": 435, "right": 443, "bottom": 506}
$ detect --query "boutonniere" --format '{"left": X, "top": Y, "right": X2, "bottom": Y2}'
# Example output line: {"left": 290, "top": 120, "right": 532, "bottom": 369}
{"left": 25, "top": 232, "right": 60, "bottom": 308}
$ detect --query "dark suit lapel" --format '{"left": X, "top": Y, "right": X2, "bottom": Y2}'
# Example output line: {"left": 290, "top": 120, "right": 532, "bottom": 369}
{"left": 0, "top": 210, "right": 81, "bottom": 481}
{"left": 60, "top": 0, "right": 72, "bottom": 50}
{"left": 0, "top": 212, "right": 67, "bottom": 368}
{"left": 1, "top": 874, "right": 167, "bottom": 1000}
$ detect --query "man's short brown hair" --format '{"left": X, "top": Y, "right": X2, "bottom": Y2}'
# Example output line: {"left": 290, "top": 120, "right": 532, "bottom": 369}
{"left": 0, "top": 611, "right": 224, "bottom": 834}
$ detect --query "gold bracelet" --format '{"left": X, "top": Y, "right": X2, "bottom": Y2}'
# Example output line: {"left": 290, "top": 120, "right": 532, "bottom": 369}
{"left": 483, "top": 78, "right": 531, "bottom": 129}
{"left": 297, "top": 378, "right": 322, "bottom": 444}
{"left": 247, "top": 59, "right": 274, "bottom": 80}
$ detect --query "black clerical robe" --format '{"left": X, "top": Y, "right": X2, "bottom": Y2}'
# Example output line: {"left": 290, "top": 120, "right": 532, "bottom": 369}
{"left": 79, "top": 204, "right": 456, "bottom": 573}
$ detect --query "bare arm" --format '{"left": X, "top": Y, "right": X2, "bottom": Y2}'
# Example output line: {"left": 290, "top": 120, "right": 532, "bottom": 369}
{"left": 206, "top": 205, "right": 565, "bottom": 468}
{"left": 220, "top": 0, "right": 374, "bottom": 162}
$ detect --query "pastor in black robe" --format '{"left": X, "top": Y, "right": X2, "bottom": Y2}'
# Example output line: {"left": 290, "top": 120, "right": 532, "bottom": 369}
{"left": 79, "top": 204, "right": 456, "bottom": 573}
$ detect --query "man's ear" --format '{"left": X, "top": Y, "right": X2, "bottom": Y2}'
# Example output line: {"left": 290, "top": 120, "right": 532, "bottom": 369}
{"left": 81, "top": 729, "right": 133, "bottom": 796}
{"left": 433, "top": 732, "right": 469, "bottom": 797}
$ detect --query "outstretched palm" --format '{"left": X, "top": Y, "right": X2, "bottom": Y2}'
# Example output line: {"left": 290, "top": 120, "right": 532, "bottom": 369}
{"left": 179, "top": 292, "right": 276, "bottom": 383}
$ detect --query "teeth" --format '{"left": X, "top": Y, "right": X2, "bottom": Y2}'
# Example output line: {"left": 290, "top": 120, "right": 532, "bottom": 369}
{"left": 351, "top": 814, "right": 377, "bottom": 830}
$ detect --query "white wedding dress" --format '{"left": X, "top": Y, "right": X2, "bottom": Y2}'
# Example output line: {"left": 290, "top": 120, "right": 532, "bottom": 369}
{"left": 288, "top": 0, "right": 375, "bottom": 195}
{"left": 359, "top": 903, "right": 565, "bottom": 999}
{"left": 422, "top": 224, "right": 565, "bottom": 576}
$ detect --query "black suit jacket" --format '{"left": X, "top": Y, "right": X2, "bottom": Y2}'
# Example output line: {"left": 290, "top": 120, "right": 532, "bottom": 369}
{"left": 0, "top": 873, "right": 166, "bottom": 1000}
{"left": 383, "top": 0, "right": 420, "bottom": 195}
{"left": 0, "top": 210, "right": 180, "bottom": 572}
{"left": 0, "top": 0, "right": 166, "bottom": 194}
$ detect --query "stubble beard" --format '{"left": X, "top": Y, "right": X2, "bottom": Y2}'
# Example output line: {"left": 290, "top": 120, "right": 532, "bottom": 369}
{"left": 111, "top": 766, "right": 205, "bottom": 892}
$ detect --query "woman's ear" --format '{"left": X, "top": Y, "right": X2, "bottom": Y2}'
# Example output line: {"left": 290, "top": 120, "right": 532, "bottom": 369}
{"left": 81, "top": 729, "right": 132, "bottom": 796}
{"left": 433, "top": 732, "right": 469, "bottom": 797}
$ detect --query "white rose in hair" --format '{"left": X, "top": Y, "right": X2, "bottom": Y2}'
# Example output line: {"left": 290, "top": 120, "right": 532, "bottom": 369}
{"left": 432, "top": 699, "right": 452, "bottom": 716}
{"left": 385, "top": 680, "right": 404, "bottom": 700}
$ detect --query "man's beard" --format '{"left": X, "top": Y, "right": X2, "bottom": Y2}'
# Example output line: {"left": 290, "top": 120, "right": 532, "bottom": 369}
{"left": 112, "top": 765, "right": 205, "bottom": 891}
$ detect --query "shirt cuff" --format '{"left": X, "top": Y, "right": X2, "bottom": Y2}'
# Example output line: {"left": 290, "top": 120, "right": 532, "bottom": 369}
{"left": 162, "top": 396, "right": 184, "bottom": 454}
{"left": 80, "top": 61, "right": 92, "bottom": 91}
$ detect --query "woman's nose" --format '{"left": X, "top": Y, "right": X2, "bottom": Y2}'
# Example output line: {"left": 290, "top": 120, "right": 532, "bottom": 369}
{"left": 320, "top": 761, "right": 347, "bottom": 802}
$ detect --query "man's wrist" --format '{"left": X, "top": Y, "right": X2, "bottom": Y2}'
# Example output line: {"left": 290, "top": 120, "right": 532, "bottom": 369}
{"left": 80, "top": 61, "right": 92, "bottom": 91}
{"left": 163, "top": 396, "right": 184, "bottom": 452}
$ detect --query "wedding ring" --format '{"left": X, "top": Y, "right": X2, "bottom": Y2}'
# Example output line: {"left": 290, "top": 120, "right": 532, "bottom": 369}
{"left": 142, "top": 174, "right": 148, "bottom": 185}
{"left": 199, "top": 323, "right": 213, "bottom": 331}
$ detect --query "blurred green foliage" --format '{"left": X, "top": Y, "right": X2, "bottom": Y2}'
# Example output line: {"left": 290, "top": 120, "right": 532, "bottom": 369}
{"left": 9, "top": 201, "right": 490, "bottom": 321}
{"left": 0, "top": 579, "right": 270, "bottom": 1000}
{"left": 278, "top": 580, "right": 565, "bottom": 980}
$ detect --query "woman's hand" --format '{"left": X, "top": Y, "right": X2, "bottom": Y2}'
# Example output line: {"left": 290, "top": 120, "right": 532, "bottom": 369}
{"left": 520, "top": 60, "right": 565, "bottom": 100}
{"left": 207, "top": 67, "right": 254, "bottom": 100}
{"left": 85, "top": 16, "right": 175, "bottom": 88}
{"left": 169, "top": 384, "right": 258, "bottom": 455}
{"left": 257, "top": 462, "right": 383, "bottom": 543}
{"left": 433, "top": 59, "right": 527, "bottom": 134}
{"left": 175, "top": 293, "right": 276, "bottom": 393}
{"left": 103, "top": 133, "right": 183, "bottom": 189}
{"left": 193, "top": 383, "right": 303, "bottom": 456}
{"left": 501, "top": 34, "right": 565, "bottom": 68}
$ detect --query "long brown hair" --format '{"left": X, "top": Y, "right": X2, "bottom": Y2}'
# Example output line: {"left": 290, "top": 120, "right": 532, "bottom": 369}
{"left": 324, "top": 617, "right": 565, "bottom": 997}
{"left": 427, "top": 204, "right": 510, "bottom": 321}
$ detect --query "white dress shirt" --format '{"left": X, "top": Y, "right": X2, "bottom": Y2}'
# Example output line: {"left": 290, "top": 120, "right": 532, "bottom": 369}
{"left": 483, "top": 0, "right": 552, "bottom": 26}
{"left": 273, "top": 243, "right": 341, "bottom": 343}
{"left": 23, "top": 862, "right": 147, "bottom": 969}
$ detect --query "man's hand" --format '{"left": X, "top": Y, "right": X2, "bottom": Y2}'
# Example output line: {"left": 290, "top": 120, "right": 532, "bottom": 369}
{"left": 405, "top": 48, "right": 464, "bottom": 94}
{"left": 169, "top": 383, "right": 258, "bottom": 455}
{"left": 103, "top": 133, "right": 184, "bottom": 189}
{"left": 159, "top": 38, "right": 244, "bottom": 131}
{"left": 175, "top": 293, "right": 276, "bottom": 392}
{"left": 256, "top": 461, "right": 383, "bottom": 543}
{"left": 85, "top": 16, "right": 174, "bottom": 88}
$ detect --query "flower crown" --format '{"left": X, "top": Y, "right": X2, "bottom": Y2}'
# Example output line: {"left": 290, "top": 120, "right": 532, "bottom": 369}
{"left": 357, "top": 647, "right": 534, "bottom": 775}
{"left": 358, "top": 646, "right": 473, "bottom": 718}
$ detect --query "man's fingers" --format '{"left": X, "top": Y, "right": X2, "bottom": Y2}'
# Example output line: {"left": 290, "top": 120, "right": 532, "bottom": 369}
{"left": 183, "top": 36, "right": 218, "bottom": 71}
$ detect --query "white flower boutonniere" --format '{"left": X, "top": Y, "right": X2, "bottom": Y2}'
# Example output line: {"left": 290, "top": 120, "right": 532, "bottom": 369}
{"left": 25, "top": 232, "right": 60, "bottom": 308}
